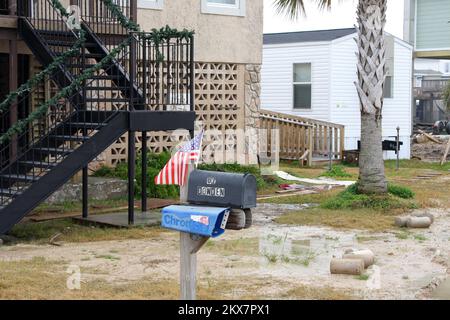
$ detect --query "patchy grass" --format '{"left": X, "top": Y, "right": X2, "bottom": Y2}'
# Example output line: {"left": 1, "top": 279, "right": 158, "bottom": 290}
{"left": 355, "top": 274, "right": 370, "bottom": 281}
{"left": 33, "top": 198, "right": 128, "bottom": 215}
{"left": 320, "top": 165, "right": 352, "bottom": 178}
{"left": 259, "top": 189, "right": 341, "bottom": 205}
{"left": 204, "top": 237, "right": 259, "bottom": 256}
{"left": 280, "top": 285, "right": 355, "bottom": 300}
{"left": 7, "top": 219, "right": 169, "bottom": 244}
{"left": 0, "top": 257, "right": 339, "bottom": 300}
{"left": 275, "top": 208, "right": 398, "bottom": 231}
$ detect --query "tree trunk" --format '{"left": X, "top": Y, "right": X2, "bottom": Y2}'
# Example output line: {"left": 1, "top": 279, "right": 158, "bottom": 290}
{"left": 355, "top": 0, "right": 388, "bottom": 194}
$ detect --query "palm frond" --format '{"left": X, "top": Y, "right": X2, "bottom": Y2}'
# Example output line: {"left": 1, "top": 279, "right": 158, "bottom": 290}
{"left": 274, "top": 0, "right": 334, "bottom": 19}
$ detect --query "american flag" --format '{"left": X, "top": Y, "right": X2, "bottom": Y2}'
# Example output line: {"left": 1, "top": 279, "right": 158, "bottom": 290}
{"left": 154, "top": 130, "right": 204, "bottom": 186}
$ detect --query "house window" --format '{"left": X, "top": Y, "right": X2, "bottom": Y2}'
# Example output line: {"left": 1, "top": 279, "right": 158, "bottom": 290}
{"left": 138, "top": 0, "right": 163, "bottom": 10}
{"left": 293, "top": 63, "right": 312, "bottom": 109}
{"left": 201, "top": 0, "right": 246, "bottom": 17}
{"left": 383, "top": 76, "right": 393, "bottom": 99}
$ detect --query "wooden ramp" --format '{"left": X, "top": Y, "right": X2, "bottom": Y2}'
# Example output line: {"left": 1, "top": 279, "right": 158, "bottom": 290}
{"left": 259, "top": 109, "right": 345, "bottom": 166}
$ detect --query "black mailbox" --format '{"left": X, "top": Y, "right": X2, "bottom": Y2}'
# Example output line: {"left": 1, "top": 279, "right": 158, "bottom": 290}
{"left": 187, "top": 170, "right": 257, "bottom": 209}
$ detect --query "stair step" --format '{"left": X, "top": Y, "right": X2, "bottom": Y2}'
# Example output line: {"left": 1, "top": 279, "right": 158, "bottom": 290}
{"left": 51, "top": 135, "right": 90, "bottom": 142}
{"left": 86, "top": 98, "right": 130, "bottom": 103}
{"left": 33, "top": 148, "right": 74, "bottom": 155}
{"left": 55, "top": 52, "right": 104, "bottom": 59}
{"left": 90, "top": 75, "right": 121, "bottom": 80}
{"left": 85, "top": 86, "right": 129, "bottom": 91}
{"left": 0, "top": 174, "right": 39, "bottom": 183}
{"left": 18, "top": 161, "right": 59, "bottom": 169}
{"left": 38, "top": 30, "right": 74, "bottom": 37}
{"left": 0, "top": 189, "right": 22, "bottom": 198}
{"left": 47, "top": 40, "right": 97, "bottom": 47}
{"left": 68, "top": 122, "right": 108, "bottom": 129}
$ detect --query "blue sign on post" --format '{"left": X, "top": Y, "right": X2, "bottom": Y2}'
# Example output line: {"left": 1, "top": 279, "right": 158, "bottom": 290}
{"left": 161, "top": 205, "right": 230, "bottom": 238}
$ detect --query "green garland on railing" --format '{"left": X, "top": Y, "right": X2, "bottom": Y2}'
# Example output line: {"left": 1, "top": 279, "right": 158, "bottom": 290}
{"left": 102, "top": 0, "right": 194, "bottom": 60}
{"left": 0, "top": 0, "right": 86, "bottom": 115}
{"left": 0, "top": 37, "right": 132, "bottom": 145}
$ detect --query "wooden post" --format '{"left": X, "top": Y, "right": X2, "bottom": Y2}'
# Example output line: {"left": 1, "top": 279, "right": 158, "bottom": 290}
{"left": 340, "top": 126, "right": 345, "bottom": 160}
{"left": 179, "top": 164, "right": 208, "bottom": 300}
{"left": 8, "top": 0, "right": 16, "bottom": 15}
{"left": 308, "top": 126, "right": 313, "bottom": 166}
{"left": 9, "top": 39, "right": 18, "bottom": 163}
{"left": 130, "top": 0, "right": 137, "bottom": 23}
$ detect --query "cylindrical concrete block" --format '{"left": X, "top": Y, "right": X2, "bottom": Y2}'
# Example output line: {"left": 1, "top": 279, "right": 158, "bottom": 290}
{"left": 330, "top": 258, "right": 365, "bottom": 275}
{"left": 244, "top": 209, "right": 252, "bottom": 229}
{"left": 343, "top": 249, "right": 375, "bottom": 268}
{"left": 412, "top": 212, "right": 434, "bottom": 223}
{"left": 226, "top": 209, "right": 246, "bottom": 230}
{"left": 406, "top": 217, "right": 432, "bottom": 229}
{"left": 395, "top": 216, "right": 410, "bottom": 228}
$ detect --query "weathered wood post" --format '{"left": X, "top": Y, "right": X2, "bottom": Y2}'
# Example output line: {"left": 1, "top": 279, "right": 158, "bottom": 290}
{"left": 179, "top": 164, "right": 209, "bottom": 300}
{"left": 396, "top": 126, "right": 400, "bottom": 171}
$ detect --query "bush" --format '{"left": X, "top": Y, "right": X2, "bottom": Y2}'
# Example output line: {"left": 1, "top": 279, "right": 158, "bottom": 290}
{"left": 93, "top": 152, "right": 179, "bottom": 199}
{"left": 320, "top": 165, "right": 352, "bottom": 178}
{"left": 321, "top": 183, "right": 416, "bottom": 210}
{"left": 198, "top": 163, "right": 268, "bottom": 190}
{"left": 387, "top": 183, "right": 415, "bottom": 199}
{"left": 93, "top": 155, "right": 272, "bottom": 198}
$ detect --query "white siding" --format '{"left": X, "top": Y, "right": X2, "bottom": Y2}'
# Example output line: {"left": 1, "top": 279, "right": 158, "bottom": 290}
{"left": 329, "top": 35, "right": 412, "bottom": 159}
{"left": 261, "top": 33, "right": 413, "bottom": 160}
{"left": 261, "top": 42, "right": 331, "bottom": 121}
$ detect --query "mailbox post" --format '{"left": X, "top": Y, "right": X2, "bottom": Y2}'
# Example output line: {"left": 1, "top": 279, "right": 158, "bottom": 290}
{"left": 161, "top": 169, "right": 257, "bottom": 300}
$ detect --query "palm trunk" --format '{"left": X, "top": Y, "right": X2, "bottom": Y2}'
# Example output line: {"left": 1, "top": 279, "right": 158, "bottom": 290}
{"left": 355, "top": 0, "right": 388, "bottom": 194}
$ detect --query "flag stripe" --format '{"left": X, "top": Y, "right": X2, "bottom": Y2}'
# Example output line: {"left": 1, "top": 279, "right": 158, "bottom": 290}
{"left": 154, "top": 131, "right": 204, "bottom": 186}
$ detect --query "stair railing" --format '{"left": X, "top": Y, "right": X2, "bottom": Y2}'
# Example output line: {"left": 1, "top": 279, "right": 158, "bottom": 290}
{"left": 17, "top": 0, "right": 86, "bottom": 79}
{"left": 0, "top": 42, "right": 133, "bottom": 207}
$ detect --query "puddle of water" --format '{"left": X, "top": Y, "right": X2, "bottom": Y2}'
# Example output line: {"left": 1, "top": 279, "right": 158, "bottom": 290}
{"left": 432, "top": 278, "right": 450, "bottom": 300}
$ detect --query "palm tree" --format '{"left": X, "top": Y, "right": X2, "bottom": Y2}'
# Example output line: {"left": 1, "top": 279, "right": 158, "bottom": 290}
{"left": 274, "top": 0, "right": 388, "bottom": 194}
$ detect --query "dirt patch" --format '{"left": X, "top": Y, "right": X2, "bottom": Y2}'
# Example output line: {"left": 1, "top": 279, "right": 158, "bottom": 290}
{"left": 0, "top": 205, "right": 448, "bottom": 300}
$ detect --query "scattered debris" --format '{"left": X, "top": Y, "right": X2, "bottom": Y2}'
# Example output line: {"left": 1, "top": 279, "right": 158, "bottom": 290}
{"left": 407, "top": 217, "right": 432, "bottom": 229}
{"left": 441, "top": 138, "right": 450, "bottom": 165}
{"left": 274, "top": 171, "right": 355, "bottom": 187}
{"left": 49, "top": 233, "right": 63, "bottom": 247}
{"left": 330, "top": 258, "right": 365, "bottom": 276}
{"left": 395, "top": 213, "right": 434, "bottom": 229}
{"left": 343, "top": 249, "right": 375, "bottom": 268}
{"left": 417, "top": 129, "right": 444, "bottom": 144}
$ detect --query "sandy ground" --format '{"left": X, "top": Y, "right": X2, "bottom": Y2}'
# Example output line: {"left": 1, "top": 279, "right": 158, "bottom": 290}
{"left": 0, "top": 204, "right": 449, "bottom": 300}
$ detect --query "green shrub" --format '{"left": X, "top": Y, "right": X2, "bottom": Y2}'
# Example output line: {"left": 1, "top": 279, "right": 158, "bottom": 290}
{"left": 93, "top": 152, "right": 179, "bottom": 199}
{"left": 321, "top": 183, "right": 416, "bottom": 210}
{"left": 320, "top": 165, "right": 352, "bottom": 178}
{"left": 387, "top": 183, "right": 415, "bottom": 199}
{"left": 93, "top": 155, "right": 272, "bottom": 198}
{"left": 198, "top": 163, "right": 268, "bottom": 190}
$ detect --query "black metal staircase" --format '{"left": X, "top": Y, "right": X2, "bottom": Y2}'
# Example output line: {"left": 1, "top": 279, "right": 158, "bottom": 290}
{"left": 0, "top": 0, "right": 195, "bottom": 234}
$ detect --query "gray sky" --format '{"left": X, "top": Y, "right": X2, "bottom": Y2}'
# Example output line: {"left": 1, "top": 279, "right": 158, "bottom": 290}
{"left": 263, "top": 0, "right": 405, "bottom": 39}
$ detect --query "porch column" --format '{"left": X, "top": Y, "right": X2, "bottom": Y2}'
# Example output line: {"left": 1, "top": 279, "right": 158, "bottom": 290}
{"left": 9, "top": 39, "right": 17, "bottom": 162}
{"left": 130, "top": 0, "right": 137, "bottom": 23}
{"left": 8, "top": 0, "right": 16, "bottom": 15}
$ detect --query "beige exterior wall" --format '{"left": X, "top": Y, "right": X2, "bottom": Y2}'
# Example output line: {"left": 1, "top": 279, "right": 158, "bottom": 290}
{"left": 137, "top": 0, "right": 263, "bottom": 65}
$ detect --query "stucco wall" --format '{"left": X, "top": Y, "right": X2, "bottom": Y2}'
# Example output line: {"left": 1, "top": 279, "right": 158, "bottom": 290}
{"left": 137, "top": 0, "right": 263, "bottom": 64}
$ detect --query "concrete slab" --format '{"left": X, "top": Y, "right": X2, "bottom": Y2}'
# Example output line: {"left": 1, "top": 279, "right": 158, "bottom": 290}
{"left": 73, "top": 211, "right": 161, "bottom": 228}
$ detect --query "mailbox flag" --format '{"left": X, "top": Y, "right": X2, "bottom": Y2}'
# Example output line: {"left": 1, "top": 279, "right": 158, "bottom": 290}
{"left": 154, "top": 130, "right": 204, "bottom": 186}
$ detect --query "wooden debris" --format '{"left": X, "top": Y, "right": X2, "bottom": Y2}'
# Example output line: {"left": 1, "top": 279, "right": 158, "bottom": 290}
{"left": 418, "top": 130, "right": 443, "bottom": 144}
{"left": 441, "top": 138, "right": 450, "bottom": 165}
